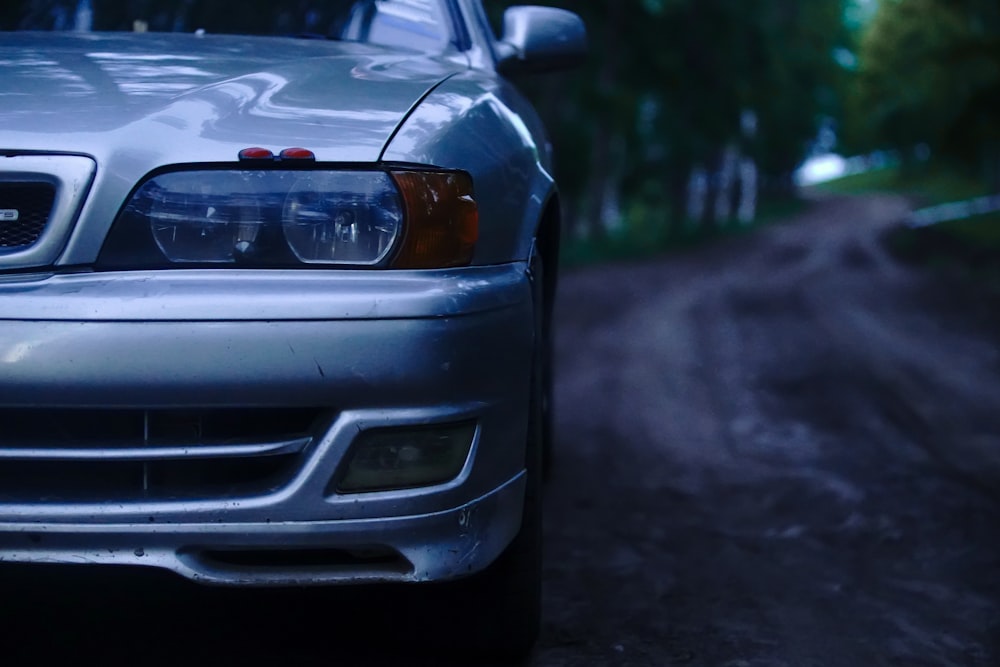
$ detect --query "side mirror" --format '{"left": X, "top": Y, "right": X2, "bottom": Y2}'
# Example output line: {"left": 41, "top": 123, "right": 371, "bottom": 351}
{"left": 496, "top": 6, "right": 587, "bottom": 75}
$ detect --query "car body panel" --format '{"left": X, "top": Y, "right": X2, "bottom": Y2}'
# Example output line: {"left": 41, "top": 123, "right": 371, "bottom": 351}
{"left": 0, "top": 154, "right": 96, "bottom": 268}
{"left": 0, "top": 33, "right": 461, "bottom": 161}
{"left": 0, "top": 473, "right": 526, "bottom": 586}
{"left": 0, "top": 264, "right": 526, "bottom": 321}
{"left": 0, "top": 1, "right": 578, "bottom": 589}
{"left": 0, "top": 264, "right": 533, "bottom": 582}
{"left": 0, "top": 32, "right": 465, "bottom": 266}
{"left": 383, "top": 70, "right": 556, "bottom": 264}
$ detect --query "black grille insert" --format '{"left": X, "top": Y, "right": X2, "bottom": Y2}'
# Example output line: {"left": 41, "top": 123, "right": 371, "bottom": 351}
{"left": 0, "top": 407, "right": 322, "bottom": 449}
{"left": 0, "top": 407, "right": 328, "bottom": 502}
{"left": 0, "top": 182, "right": 56, "bottom": 249}
{"left": 0, "top": 456, "right": 298, "bottom": 503}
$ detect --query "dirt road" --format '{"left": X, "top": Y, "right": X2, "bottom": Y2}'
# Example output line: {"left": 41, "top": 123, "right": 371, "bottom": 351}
{"left": 536, "top": 193, "right": 1000, "bottom": 666}
{"left": 3, "top": 194, "right": 998, "bottom": 666}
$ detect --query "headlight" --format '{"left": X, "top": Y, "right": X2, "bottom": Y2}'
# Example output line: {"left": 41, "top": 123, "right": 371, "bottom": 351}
{"left": 98, "top": 168, "right": 477, "bottom": 269}
{"left": 280, "top": 172, "right": 401, "bottom": 265}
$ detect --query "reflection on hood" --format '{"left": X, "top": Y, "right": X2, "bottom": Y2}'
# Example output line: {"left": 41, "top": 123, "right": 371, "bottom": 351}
{"left": 0, "top": 32, "right": 463, "bottom": 162}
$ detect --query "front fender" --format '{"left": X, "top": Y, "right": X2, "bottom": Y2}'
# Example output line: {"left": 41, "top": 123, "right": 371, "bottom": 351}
{"left": 381, "top": 71, "right": 555, "bottom": 264}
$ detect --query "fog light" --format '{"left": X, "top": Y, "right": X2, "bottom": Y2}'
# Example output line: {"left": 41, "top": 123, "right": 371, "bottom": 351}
{"left": 336, "top": 422, "right": 477, "bottom": 493}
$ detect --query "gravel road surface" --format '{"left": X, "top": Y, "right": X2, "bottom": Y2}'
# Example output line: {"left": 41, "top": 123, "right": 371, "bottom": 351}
{"left": 536, "top": 193, "right": 999, "bottom": 666}
{"left": 3, "top": 194, "right": 998, "bottom": 666}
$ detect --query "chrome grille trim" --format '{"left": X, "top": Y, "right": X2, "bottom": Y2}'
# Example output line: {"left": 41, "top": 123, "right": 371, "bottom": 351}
{"left": 0, "top": 407, "right": 328, "bottom": 502}
{"left": 0, "top": 436, "right": 311, "bottom": 461}
{"left": 0, "top": 154, "right": 95, "bottom": 269}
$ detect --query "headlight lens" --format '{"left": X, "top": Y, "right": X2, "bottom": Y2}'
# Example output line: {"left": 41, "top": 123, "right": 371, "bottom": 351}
{"left": 146, "top": 171, "right": 274, "bottom": 263}
{"left": 282, "top": 172, "right": 401, "bottom": 264}
{"left": 98, "top": 168, "right": 477, "bottom": 269}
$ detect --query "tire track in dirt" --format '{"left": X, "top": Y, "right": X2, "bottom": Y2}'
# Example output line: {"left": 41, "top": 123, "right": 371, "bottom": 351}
{"left": 534, "top": 194, "right": 1000, "bottom": 666}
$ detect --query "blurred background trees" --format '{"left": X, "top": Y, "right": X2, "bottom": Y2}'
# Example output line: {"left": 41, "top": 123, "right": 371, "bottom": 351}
{"left": 485, "top": 0, "right": 1000, "bottom": 245}
{"left": 847, "top": 0, "right": 1000, "bottom": 189}
{"left": 484, "top": 0, "right": 849, "bottom": 241}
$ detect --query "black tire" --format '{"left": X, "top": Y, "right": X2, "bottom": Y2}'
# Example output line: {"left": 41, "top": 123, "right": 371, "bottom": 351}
{"left": 438, "top": 442, "right": 542, "bottom": 660}
{"left": 420, "top": 251, "right": 546, "bottom": 662}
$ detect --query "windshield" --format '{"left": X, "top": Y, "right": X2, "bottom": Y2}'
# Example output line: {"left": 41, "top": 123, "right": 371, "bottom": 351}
{"left": 1, "top": 0, "right": 454, "bottom": 52}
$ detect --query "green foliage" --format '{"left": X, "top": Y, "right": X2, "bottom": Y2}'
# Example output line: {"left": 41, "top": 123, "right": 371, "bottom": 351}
{"left": 560, "top": 198, "right": 806, "bottom": 268}
{"left": 849, "top": 0, "right": 1000, "bottom": 181}
{"left": 844, "top": 0, "right": 878, "bottom": 32}
{"left": 813, "top": 167, "right": 904, "bottom": 195}
{"left": 742, "top": 0, "right": 847, "bottom": 178}
{"left": 819, "top": 164, "right": 1000, "bottom": 274}
{"left": 940, "top": 214, "right": 1000, "bottom": 247}
{"left": 885, "top": 212, "right": 1000, "bottom": 287}
{"left": 816, "top": 164, "right": 995, "bottom": 203}
{"left": 487, "top": 0, "right": 848, "bottom": 237}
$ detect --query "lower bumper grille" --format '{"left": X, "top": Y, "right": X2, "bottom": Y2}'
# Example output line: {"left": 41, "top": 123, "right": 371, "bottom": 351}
{"left": 0, "top": 408, "right": 328, "bottom": 502}
{"left": 0, "top": 456, "right": 297, "bottom": 503}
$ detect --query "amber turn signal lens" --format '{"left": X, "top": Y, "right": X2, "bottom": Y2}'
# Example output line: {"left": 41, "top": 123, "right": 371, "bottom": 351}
{"left": 389, "top": 171, "right": 478, "bottom": 269}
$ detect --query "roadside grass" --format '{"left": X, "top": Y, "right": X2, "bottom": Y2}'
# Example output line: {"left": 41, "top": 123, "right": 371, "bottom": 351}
{"left": 816, "top": 164, "right": 994, "bottom": 205}
{"left": 560, "top": 198, "right": 806, "bottom": 268}
{"left": 815, "top": 167, "right": 904, "bottom": 196}
{"left": 937, "top": 212, "right": 1000, "bottom": 247}
{"left": 886, "top": 211, "right": 1000, "bottom": 268}
{"left": 818, "top": 164, "right": 1000, "bottom": 287}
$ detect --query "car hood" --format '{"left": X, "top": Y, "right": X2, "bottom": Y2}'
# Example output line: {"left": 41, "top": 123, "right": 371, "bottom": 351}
{"left": 0, "top": 32, "right": 464, "bottom": 164}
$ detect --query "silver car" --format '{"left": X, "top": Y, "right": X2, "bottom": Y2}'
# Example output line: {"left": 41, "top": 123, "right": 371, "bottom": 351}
{"left": 0, "top": 0, "right": 585, "bottom": 655}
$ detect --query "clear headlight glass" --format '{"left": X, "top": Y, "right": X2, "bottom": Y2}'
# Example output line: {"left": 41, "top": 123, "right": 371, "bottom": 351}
{"left": 146, "top": 171, "right": 271, "bottom": 263}
{"left": 101, "top": 170, "right": 404, "bottom": 268}
{"left": 282, "top": 172, "right": 401, "bottom": 264}
{"left": 98, "top": 167, "right": 477, "bottom": 270}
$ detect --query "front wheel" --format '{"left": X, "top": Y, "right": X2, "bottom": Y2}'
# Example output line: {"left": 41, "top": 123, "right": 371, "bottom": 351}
{"left": 421, "top": 252, "right": 547, "bottom": 661}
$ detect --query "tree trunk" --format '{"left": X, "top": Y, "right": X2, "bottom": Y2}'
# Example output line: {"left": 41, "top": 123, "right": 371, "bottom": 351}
{"left": 737, "top": 157, "right": 759, "bottom": 225}
{"left": 585, "top": 121, "right": 614, "bottom": 240}
{"left": 701, "top": 149, "right": 723, "bottom": 233}
{"left": 583, "top": 0, "right": 624, "bottom": 240}
{"left": 668, "top": 167, "right": 690, "bottom": 237}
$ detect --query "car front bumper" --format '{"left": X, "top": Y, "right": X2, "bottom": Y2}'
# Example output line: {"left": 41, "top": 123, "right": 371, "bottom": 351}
{"left": 0, "top": 263, "right": 534, "bottom": 585}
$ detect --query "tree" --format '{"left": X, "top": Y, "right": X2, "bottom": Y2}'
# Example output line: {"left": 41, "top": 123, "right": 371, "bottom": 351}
{"left": 489, "top": 0, "right": 847, "bottom": 236}
{"left": 851, "top": 0, "right": 1000, "bottom": 183}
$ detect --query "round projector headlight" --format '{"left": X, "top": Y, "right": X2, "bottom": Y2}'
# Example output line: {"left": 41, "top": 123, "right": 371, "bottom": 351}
{"left": 148, "top": 172, "right": 266, "bottom": 263}
{"left": 282, "top": 172, "right": 402, "bottom": 264}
